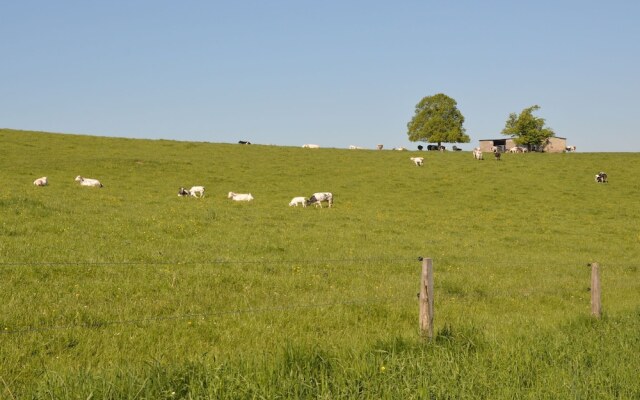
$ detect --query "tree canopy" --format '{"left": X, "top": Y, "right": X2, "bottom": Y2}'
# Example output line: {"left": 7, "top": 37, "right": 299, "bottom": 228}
{"left": 501, "top": 105, "right": 555, "bottom": 149}
{"left": 406, "top": 93, "right": 469, "bottom": 145}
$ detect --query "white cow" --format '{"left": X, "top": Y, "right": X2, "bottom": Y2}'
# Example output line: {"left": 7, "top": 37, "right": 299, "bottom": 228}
{"left": 306, "top": 192, "right": 333, "bottom": 208}
{"left": 33, "top": 177, "right": 48, "bottom": 186}
{"left": 349, "top": 145, "right": 364, "bottom": 150}
{"left": 289, "top": 196, "right": 307, "bottom": 207}
{"left": 472, "top": 148, "right": 483, "bottom": 160}
{"left": 189, "top": 186, "right": 205, "bottom": 198}
{"left": 410, "top": 157, "right": 424, "bottom": 166}
{"left": 75, "top": 176, "right": 103, "bottom": 188}
{"left": 228, "top": 192, "right": 254, "bottom": 201}
{"left": 302, "top": 144, "right": 320, "bottom": 149}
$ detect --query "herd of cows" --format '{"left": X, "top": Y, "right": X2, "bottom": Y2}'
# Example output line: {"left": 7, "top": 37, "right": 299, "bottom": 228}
{"left": 32, "top": 175, "right": 335, "bottom": 208}
{"left": 176, "top": 185, "right": 333, "bottom": 207}
{"left": 407, "top": 149, "right": 608, "bottom": 183}
{"left": 33, "top": 176, "right": 103, "bottom": 188}
{"left": 241, "top": 140, "right": 578, "bottom": 154}
{"left": 30, "top": 146, "right": 607, "bottom": 207}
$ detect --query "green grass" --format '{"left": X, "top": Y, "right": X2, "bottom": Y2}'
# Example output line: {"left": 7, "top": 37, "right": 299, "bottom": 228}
{"left": 1, "top": 128, "right": 639, "bottom": 398}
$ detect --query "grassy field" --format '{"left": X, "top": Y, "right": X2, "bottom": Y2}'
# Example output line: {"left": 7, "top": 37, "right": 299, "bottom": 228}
{"left": 1, "top": 128, "right": 639, "bottom": 398}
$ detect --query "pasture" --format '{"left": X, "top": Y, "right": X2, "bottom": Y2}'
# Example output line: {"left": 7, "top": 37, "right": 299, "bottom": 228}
{"left": 1, "top": 129, "right": 639, "bottom": 398}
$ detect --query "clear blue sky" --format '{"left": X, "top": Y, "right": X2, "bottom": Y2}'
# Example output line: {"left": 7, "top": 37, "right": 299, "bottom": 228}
{"left": 2, "top": 1, "right": 638, "bottom": 151}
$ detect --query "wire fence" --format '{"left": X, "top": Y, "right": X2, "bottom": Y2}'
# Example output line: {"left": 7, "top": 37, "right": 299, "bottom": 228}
{"left": 0, "top": 257, "right": 636, "bottom": 268}
{"left": 1, "top": 256, "right": 638, "bottom": 336}
{"left": 0, "top": 296, "right": 410, "bottom": 336}
{"left": 0, "top": 256, "right": 420, "bottom": 336}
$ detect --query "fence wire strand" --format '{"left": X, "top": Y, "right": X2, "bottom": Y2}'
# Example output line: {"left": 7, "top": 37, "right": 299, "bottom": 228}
{"left": 0, "top": 296, "right": 410, "bottom": 336}
{"left": 0, "top": 256, "right": 421, "bottom": 267}
{"left": 0, "top": 259, "right": 636, "bottom": 269}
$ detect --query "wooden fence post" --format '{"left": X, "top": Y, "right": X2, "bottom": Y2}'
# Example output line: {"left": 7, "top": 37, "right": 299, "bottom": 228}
{"left": 590, "top": 262, "right": 601, "bottom": 318}
{"left": 419, "top": 257, "right": 434, "bottom": 339}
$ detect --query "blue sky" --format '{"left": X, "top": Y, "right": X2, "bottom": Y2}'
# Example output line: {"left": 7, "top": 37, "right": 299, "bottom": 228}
{"left": 2, "top": 1, "right": 638, "bottom": 151}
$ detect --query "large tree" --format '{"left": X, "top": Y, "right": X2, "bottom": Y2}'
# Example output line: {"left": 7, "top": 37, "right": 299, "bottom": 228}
{"left": 501, "top": 105, "right": 555, "bottom": 150}
{"left": 406, "top": 93, "right": 469, "bottom": 147}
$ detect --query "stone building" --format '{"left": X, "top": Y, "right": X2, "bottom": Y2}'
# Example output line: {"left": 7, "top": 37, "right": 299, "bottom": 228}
{"left": 478, "top": 137, "right": 567, "bottom": 153}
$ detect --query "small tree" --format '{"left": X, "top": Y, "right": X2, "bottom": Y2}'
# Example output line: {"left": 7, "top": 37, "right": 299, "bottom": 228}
{"left": 406, "top": 93, "right": 469, "bottom": 147}
{"left": 501, "top": 105, "right": 555, "bottom": 151}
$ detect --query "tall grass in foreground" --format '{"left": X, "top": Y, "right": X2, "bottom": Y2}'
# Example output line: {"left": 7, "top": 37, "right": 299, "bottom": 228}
{"left": 9, "top": 313, "right": 640, "bottom": 399}
{"left": 1, "top": 129, "right": 639, "bottom": 398}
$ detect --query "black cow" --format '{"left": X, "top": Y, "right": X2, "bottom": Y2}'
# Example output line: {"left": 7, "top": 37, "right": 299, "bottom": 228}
{"left": 595, "top": 172, "right": 608, "bottom": 183}
{"left": 238, "top": 140, "right": 251, "bottom": 145}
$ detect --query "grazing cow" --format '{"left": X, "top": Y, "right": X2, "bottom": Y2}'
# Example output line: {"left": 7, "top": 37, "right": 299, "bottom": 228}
{"left": 228, "top": 192, "right": 254, "bottom": 201}
{"left": 427, "top": 145, "right": 446, "bottom": 151}
{"left": 393, "top": 147, "right": 407, "bottom": 151}
{"left": 349, "top": 145, "right": 364, "bottom": 149}
{"left": 33, "top": 176, "right": 48, "bottom": 186}
{"left": 595, "top": 172, "right": 608, "bottom": 183}
{"left": 189, "top": 186, "right": 205, "bottom": 198}
{"left": 178, "top": 187, "right": 191, "bottom": 197}
{"left": 302, "top": 144, "right": 320, "bottom": 149}
{"left": 452, "top": 145, "right": 462, "bottom": 151}
{"left": 472, "top": 148, "right": 483, "bottom": 160}
{"left": 75, "top": 176, "right": 103, "bottom": 188}
{"left": 289, "top": 196, "right": 307, "bottom": 207}
{"left": 238, "top": 140, "right": 251, "bottom": 145}
{"left": 410, "top": 157, "right": 424, "bottom": 166}
{"left": 306, "top": 192, "right": 333, "bottom": 208}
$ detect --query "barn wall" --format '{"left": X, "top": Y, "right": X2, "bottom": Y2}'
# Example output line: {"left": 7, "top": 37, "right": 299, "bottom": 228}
{"left": 479, "top": 137, "right": 567, "bottom": 153}
{"left": 479, "top": 140, "right": 494, "bottom": 152}
{"left": 478, "top": 139, "right": 514, "bottom": 152}
{"left": 544, "top": 137, "right": 567, "bottom": 153}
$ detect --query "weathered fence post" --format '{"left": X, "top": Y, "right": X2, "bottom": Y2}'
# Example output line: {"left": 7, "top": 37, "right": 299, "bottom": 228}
{"left": 419, "top": 257, "right": 434, "bottom": 339}
{"left": 590, "top": 262, "right": 601, "bottom": 318}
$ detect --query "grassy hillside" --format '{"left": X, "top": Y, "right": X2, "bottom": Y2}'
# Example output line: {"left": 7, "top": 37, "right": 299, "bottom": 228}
{"left": 1, "top": 129, "right": 639, "bottom": 398}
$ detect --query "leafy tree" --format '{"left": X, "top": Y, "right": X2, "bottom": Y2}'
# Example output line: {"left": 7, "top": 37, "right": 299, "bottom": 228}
{"left": 501, "top": 105, "right": 555, "bottom": 150}
{"left": 406, "top": 93, "right": 469, "bottom": 147}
